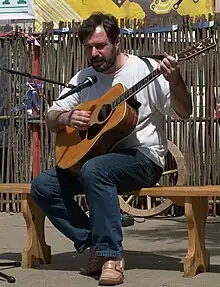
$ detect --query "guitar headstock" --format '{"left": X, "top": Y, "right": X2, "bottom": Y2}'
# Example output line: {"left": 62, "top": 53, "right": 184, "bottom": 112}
{"left": 177, "top": 36, "right": 217, "bottom": 62}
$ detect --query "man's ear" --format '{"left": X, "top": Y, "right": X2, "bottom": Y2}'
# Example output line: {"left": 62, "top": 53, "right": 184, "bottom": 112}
{"left": 115, "top": 36, "right": 121, "bottom": 51}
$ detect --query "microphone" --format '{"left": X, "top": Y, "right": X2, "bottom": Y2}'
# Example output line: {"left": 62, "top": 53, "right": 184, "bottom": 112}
{"left": 57, "top": 75, "right": 98, "bottom": 101}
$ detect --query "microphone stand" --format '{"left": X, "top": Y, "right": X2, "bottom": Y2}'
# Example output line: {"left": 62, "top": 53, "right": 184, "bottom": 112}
{"left": 0, "top": 66, "right": 78, "bottom": 117}
{"left": 0, "top": 66, "right": 75, "bottom": 89}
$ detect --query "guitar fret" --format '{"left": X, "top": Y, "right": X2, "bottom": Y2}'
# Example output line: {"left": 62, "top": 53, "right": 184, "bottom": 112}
{"left": 112, "top": 68, "right": 161, "bottom": 109}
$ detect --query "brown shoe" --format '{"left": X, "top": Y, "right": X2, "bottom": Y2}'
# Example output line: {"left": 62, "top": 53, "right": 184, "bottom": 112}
{"left": 80, "top": 248, "right": 104, "bottom": 276}
{"left": 80, "top": 257, "right": 104, "bottom": 276}
{"left": 98, "top": 258, "right": 124, "bottom": 286}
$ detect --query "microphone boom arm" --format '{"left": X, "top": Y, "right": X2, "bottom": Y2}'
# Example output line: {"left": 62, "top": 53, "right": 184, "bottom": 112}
{"left": 0, "top": 66, "right": 76, "bottom": 89}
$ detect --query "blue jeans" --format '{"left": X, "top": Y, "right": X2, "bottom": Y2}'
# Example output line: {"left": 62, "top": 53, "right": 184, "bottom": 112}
{"left": 31, "top": 149, "right": 163, "bottom": 258}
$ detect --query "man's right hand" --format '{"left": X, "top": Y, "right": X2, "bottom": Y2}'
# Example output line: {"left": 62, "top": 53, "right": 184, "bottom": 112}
{"left": 63, "top": 109, "right": 91, "bottom": 130}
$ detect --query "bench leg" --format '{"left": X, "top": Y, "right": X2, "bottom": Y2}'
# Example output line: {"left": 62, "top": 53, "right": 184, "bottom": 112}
{"left": 184, "top": 196, "right": 210, "bottom": 277}
{"left": 21, "top": 194, "right": 51, "bottom": 268}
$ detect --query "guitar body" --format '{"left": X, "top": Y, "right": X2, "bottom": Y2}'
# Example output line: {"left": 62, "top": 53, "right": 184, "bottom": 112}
{"left": 55, "top": 83, "right": 139, "bottom": 174}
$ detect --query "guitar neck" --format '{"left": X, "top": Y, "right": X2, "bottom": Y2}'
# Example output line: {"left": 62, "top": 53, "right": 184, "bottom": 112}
{"left": 111, "top": 35, "right": 216, "bottom": 110}
{"left": 111, "top": 52, "right": 184, "bottom": 110}
{"left": 111, "top": 68, "right": 161, "bottom": 110}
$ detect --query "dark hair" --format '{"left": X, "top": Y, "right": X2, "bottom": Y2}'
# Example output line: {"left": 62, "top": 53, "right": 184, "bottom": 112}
{"left": 78, "top": 12, "right": 120, "bottom": 44}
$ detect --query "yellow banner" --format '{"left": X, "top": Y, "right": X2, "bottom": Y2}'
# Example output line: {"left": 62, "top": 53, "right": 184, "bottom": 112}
{"left": 34, "top": 0, "right": 215, "bottom": 32}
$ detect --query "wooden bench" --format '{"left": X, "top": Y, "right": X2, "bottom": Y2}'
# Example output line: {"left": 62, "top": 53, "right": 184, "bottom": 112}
{"left": 0, "top": 183, "right": 219, "bottom": 277}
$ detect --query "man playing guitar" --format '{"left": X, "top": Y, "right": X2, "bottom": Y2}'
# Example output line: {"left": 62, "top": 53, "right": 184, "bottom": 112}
{"left": 31, "top": 12, "right": 192, "bottom": 286}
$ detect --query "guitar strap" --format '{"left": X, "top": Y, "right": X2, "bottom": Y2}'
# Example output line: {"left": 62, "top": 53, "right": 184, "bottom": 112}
{"left": 138, "top": 55, "right": 161, "bottom": 72}
{"left": 126, "top": 55, "right": 163, "bottom": 111}
{"left": 137, "top": 55, "right": 165, "bottom": 106}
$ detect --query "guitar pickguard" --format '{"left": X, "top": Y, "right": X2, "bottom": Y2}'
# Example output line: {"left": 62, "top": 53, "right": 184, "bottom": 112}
{"left": 87, "top": 121, "right": 107, "bottom": 140}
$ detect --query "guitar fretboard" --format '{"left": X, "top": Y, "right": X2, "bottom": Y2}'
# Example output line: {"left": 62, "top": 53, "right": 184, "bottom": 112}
{"left": 111, "top": 68, "right": 161, "bottom": 109}
{"left": 109, "top": 36, "right": 216, "bottom": 110}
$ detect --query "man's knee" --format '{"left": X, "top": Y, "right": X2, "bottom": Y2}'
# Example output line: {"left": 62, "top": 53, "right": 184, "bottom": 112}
{"left": 31, "top": 174, "right": 45, "bottom": 203}
{"left": 31, "top": 168, "right": 56, "bottom": 203}
{"left": 80, "top": 157, "right": 108, "bottom": 185}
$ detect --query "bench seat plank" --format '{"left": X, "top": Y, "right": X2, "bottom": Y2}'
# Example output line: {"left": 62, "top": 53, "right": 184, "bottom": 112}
{"left": 0, "top": 184, "right": 31, "bottom": 194}
{"left": 0, "top": 184, "right": 219, "bottom": 197}
{"left": 133, "top": 185, "right": 220, "bottom": 197}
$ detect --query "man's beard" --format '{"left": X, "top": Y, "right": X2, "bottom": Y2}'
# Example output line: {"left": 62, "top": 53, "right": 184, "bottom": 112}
{"left": 90, "top": 47, "right": 117, "bottom": 73}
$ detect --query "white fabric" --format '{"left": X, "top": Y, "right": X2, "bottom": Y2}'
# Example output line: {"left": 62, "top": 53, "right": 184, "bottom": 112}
{"left": 48, "top": 54, "right": 181, "bottom": 168}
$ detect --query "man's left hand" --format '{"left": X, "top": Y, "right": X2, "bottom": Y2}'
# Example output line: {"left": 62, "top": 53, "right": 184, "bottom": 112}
{"left": 158, "top": 53, "right": 181, "bottom": 84}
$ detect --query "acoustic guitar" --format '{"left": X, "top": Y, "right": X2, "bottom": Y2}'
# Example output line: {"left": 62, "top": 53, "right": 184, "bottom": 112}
{"left": 55, "top": 36, "right": 216, "bottom": 174}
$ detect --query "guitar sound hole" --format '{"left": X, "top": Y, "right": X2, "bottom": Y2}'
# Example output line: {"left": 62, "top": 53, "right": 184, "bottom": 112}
{"left": 98, "top": 104, "right": 112, "bottom": 121}
{"left": 87, "top": 122, "right": 106, "bottom": 140}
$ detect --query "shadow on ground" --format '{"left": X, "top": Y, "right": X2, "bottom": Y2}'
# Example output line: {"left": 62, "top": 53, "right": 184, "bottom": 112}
{"left": 124, "top": 218, "right": 220, "bottom": 248}
{"left": 1, "top": 218, "right": 220, "bottom": 276}
{"left": 1, "top": 249, "right": 220, "bottom": 274}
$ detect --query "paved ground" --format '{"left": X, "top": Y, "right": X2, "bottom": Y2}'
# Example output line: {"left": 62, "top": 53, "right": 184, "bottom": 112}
{"left": 1, "top": 213, "right": 220, "bottom": 286}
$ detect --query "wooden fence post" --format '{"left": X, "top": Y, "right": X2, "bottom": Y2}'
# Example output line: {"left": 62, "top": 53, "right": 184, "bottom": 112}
{"left": 32, "top": 45, "right": 41, "bottom": 177}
